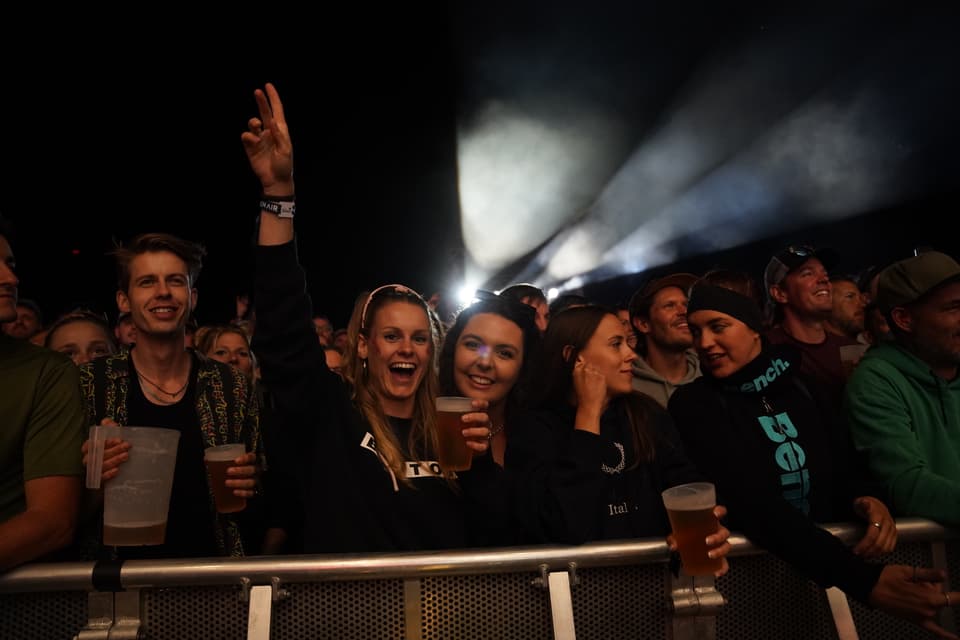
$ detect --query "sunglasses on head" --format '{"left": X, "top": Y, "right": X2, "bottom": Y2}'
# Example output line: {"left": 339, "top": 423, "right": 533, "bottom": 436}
{"left": 785, "top": 245, "right": 816, "bottom": 258}
{"left": 360, "top": 284, "right": 424, "bottom": 330}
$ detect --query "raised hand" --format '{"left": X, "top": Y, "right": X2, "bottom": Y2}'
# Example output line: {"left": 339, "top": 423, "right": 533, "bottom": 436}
{"left": 240, "top": 83, "right": 294, "bottom": 196}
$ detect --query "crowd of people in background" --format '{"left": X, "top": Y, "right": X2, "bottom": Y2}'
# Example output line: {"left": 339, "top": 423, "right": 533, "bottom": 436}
{"left": 1, "top": 82, "right": 958, "bottom": 637}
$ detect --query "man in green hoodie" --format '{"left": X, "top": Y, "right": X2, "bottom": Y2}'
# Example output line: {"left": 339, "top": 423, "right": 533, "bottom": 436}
{"left": 844, "top": 250, "right": 960, "bottom": 525}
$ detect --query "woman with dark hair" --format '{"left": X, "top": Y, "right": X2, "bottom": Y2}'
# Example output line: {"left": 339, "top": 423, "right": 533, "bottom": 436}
{"left": 669, "top": 280, "right": 957, "bottom": 636}
{"left": 438, "top": 293, "right": 542, "bottom": 466}
{"left": 504, "top": 304, "right": 730, "bottom": 571}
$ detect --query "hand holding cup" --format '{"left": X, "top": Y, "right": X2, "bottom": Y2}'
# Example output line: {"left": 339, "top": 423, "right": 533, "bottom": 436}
{"left": 205, "top": 444, "right": 254, "bottom": 513}
{"left": 662, "top": 482, "right": 727, "bottom": 576}
{"left": 436, "top": 397, "right": 491, "bottom": 471}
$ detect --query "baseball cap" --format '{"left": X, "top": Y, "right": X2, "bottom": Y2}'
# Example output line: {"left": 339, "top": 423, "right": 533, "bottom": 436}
{"left": 763, "top": 245, "right": 838, "bottom": 294}
{"left": 628, "top": 272, "right": 698, "bottom": 320}
{"left": 876, "top": 251, "right": 960, "bottom": 313}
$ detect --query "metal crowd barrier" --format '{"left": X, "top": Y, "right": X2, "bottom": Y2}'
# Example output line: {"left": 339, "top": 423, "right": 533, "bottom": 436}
{"left": 0, "top": 518, "right": 956, "bottom": 640}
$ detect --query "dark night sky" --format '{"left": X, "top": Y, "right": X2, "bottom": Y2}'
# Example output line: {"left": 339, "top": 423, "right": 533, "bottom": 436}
{"left": 4, "top": 5, "right": 960, "bottom": 329}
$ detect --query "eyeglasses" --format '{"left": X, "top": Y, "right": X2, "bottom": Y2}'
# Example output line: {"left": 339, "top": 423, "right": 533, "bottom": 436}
{"left": 360, "top": 284, "right": 424, "bottom": 330}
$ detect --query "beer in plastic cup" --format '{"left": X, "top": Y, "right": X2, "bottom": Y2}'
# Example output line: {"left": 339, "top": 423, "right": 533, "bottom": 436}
{"left": 661, "top": 482, "right": 723, "bottom": 576}
{"left": 204, "top": 443, "right": 248, "bottom": 514}
{"left": 95, "top": 426, "right": 180, "bottom": 546}
{"left": 435, "top": 396, "right": 475, "bottom": 471}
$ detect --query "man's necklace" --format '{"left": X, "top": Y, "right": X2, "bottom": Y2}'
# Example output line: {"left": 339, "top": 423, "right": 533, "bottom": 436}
{"left": 136, "top": 370, "right": 188, "bottom": 404}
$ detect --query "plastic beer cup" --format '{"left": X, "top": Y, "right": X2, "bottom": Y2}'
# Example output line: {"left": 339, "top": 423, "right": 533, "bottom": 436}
{"left": 435, "top": 396, "right": 475, "bottom": 471}
{"left": 92, "top": 426, "right": 181, "bottom": 546}
{"left": 204, "top": 444, "right": 247, "bottom": 514}
{"left": 661, "top": 482, "right": 722, "bottom": 576}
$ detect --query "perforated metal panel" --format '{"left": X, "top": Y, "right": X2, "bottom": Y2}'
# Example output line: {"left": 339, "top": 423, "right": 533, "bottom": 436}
{"left": 847, "top": 541, "right": 933, "bottom": 639}
{"left": 716, "top": 553, "right": 839, "bottom": 640}
{"left": 269, "top": 579, "right": 405, "bottom": 640}
{"left": 572, "top": 564, "right": 668, "bottom": 640}
{"left": 144, "top": 585, "right": 247, "bottom": 639}
{"left": 0, "top": 591, "right": 86, "bottom": 640}
{"left": 420, "top": 572, "right": 552, "bottom": 640}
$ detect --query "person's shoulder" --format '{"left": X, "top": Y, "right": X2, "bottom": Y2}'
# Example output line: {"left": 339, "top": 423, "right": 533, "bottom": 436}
{"left": 0, "top": 334, "right": 72, "bottom": 370}
{"left": 196, "top": 350, "right": 237, "bottom": 376}
{"left": 666, "top": 376, "right": 715, "bottom": 415}
{"left": 856, "top": 343, "right": 909, "bottom": 375}
{"left": 195, "top": 351, "right": 253, "bottom": 390}
{"left": 670, "top": 374, "right": 711, "bottom": 398}
{"left": 79, "top": 350, "right": 127, "bottom": 378}
{"left": 824, "top": 332, "right": 859, "bottom": 347}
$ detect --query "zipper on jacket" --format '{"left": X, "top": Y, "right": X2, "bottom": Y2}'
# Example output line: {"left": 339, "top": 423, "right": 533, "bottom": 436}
{"left": 761, "top": 395, "right": 785, "bottom": 434}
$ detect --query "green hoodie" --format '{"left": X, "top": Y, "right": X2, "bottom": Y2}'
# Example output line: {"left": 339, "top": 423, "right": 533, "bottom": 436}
{"left": 843, "top": 342, "right": 960, "bottom": 525}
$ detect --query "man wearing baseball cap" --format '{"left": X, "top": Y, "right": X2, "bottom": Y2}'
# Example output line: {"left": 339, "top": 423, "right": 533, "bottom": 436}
{"left": 764, "top": 244, "right": 860, "bottom": 412}
{"left": 627, "top": 272, "right": 701, "bottom": 407}
{"left": 844, "top": 250, "right": 960, "bottom": 525}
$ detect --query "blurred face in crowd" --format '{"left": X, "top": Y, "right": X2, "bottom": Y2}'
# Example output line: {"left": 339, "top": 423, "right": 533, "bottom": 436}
{"left": 453, "top": 312, "right": 524, "bottom": 412}
{"left": 577, "top": 313, "right": 637, "bottom": 400}
{"left": 47, "top": 319, "right": 116, "bottom": 366}
{"left": 688, "top": 309, "right": 763, "bottom": 379}
{"left": 333, "top": 329, "right": 349, "bottom": 353}
{"left": 830, "top": 280, "right": 866, "bottom": 336}
{"left": 892, "top": 281, "right": 960, "bottom": 379}
{"left": 3, "top": 302, "right": 42, "bottom": 340}
{"left": 0, "top": 236, "right": 18, "bottom": 325}
{"left": 206, "top": 330, "right": 254, "bottom": 378}
{"left": 324, "top": 347, "right": 343, "bottom": 377}
{"left": 358, "top": 300, "right": 432, "bottom": 417}
{"left": 636, "top": 286, "right": 692, "bottom": 351}
{"left": 521, "top": 296, "right": 550, "bottom": 334}
{"left": 115, "top": 315, "right": 138, "bottom": 347}
{"left": 314, "top": 316, "right": 334, "bottom": 345}
{"left": 772, "top": 258, "right": 832, "bottom": 317}
{"left": 616, "top": 308, "right": 638, "bottom": 350}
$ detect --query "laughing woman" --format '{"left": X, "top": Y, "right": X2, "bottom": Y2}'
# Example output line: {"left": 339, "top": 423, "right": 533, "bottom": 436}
{"left": 243, "top": 83, "right": 497, "bottom": 552}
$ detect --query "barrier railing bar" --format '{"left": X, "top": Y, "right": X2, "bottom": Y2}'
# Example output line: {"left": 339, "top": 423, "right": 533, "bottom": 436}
{"left": 1, "top": 519, "right": 955, "bottom": 594}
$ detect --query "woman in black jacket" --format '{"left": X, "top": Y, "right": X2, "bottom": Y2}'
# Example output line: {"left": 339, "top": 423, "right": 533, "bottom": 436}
{"left": 505, "top": 304, "right": 731, "bottom": 574}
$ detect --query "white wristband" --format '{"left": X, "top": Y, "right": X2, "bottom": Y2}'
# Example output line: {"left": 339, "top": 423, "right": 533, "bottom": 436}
{"left": 259, "top": 199, "right": 295, "bottom": 218}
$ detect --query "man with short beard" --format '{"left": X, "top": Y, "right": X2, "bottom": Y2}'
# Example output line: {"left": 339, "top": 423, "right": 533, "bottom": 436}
{"left": 628, "top": 272, "right": 701, "bottom": 407}
{"left": 824, "top": 274, "right": 867, "bottom": 342}
{"left": 845, "top": 251, "right": 960, "bottom": 526}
